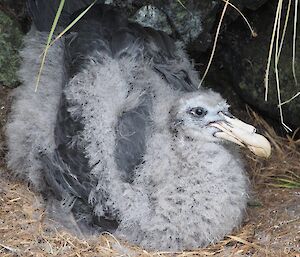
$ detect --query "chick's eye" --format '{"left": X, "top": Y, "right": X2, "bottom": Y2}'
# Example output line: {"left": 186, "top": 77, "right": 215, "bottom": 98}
{"left": 189, "top": 107, "right": 207, "bottom": 117}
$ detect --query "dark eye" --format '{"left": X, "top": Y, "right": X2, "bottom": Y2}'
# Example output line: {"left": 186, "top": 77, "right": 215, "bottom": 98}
{"left": 189, "top": 107, "right": 207, "bottom": 117}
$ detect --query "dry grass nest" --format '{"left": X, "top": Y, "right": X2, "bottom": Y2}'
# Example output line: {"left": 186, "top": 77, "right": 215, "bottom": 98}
{"left": 0, "top": 87, "right": 299, "bottom": 256}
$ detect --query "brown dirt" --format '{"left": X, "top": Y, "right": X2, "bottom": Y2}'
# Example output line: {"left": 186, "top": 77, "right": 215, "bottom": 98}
{"left": 0, "top": 86, "right": 299, "bottom": 257}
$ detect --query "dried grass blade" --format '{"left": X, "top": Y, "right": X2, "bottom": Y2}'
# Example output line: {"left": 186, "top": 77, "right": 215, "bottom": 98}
{"left": 176, "top": 0, "right": 188, "bottom": 10}
{"left": 274, "top": 0, "right": 292, "bottom": 131}
{"left": 0, "top": 242, "right": 19, "bottom": 253}
{"left": 264, "top": 0, "right": 282, "bottom": 101}
{"left": 226, "top": 235, "right": 260, "bottom": 249}
{"left": 221, "top": 0, "right": 257, "bottom": 37}
{"left": 278, "top": 0, "right": 292, "bottom": 58}
{"left": 292, "top": 0, "right": 298, "bottom": 85}
{"left": 199, "top": 0, "right": 229, "bottom": 87}
{"left": 278, "top": 91, "right": 300, "bottom": 106}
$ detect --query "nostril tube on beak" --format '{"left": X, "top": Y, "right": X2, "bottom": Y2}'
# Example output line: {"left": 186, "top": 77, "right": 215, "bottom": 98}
{"left": 219, "top": 112, "right": 256, "bottom": 133}
{"left": 211, "top": 112, "right": 271, "bottom": 158}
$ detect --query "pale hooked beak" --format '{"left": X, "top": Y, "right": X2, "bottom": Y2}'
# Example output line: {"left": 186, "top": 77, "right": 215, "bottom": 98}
{"left": 209, "top": 112, "right": 271, "bottom": 158}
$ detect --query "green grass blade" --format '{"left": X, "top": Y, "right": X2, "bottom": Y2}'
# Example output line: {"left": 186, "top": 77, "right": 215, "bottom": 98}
{"left": 35, "top": 0, "right": 65, "bottom": 92}
{"left": 48, "top": 0, "right": 97, "bottom": 48}
{"left": 274, "top": 178, "right": 300, "bottom": 189}
{"left": 35, "top": 0, "right": 97, "bottom": 92}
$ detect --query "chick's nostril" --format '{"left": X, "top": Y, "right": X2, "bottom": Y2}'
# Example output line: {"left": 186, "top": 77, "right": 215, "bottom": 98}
{"left": 219, "top": 111, "right": 234, "bottom": 119}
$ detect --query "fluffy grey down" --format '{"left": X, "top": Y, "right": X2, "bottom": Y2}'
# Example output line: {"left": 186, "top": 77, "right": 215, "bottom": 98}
{"left": 6, "top": 7, "right": 249, "bottom": 251}
{"left": 6, "top": 30, "right": 65, "bottom": 187}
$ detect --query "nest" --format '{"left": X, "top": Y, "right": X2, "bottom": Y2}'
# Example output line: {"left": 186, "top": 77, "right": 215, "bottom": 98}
{"left": 0, "top": 87, "right": 299, "bottom": 256}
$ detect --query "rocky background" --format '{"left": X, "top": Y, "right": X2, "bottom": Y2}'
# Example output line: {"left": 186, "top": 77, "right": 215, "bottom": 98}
{"left": 0, "top": 0, "right": 299, "bottom": 131}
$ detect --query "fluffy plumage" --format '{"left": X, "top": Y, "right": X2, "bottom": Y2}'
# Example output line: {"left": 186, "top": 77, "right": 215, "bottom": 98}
{"left": 6, "top": 2, "right": 249, "bottom": 250}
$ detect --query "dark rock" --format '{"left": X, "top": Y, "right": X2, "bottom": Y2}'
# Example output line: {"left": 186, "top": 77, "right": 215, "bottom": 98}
{"left": 133, "top": 5, "right": 172, "bottom": 35}
{"left": 110, "top": 0, "right": 269, "bottom": 52}
{"left": 212, "top": 0, "right": 300, "bottom": 128}
{"left": 0, "top": 0, "right": 31, "bottom": 32}
{"left": 0, "top": 10, "right": 23, "bottom": 88}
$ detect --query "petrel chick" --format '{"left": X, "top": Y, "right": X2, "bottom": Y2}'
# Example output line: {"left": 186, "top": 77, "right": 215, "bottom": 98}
{"left": 6, "top": 1, "right": 271, "bottom": 251}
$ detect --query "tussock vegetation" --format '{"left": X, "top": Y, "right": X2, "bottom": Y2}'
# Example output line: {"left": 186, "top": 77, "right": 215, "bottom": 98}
{"left": 246, "top": 109, "right": 300, "bottom": 189}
